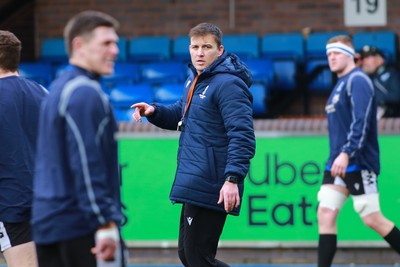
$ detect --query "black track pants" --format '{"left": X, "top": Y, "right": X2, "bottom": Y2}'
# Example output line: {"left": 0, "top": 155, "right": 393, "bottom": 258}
{"left": 178, "top": 203, "right": 230, "bottom": 267}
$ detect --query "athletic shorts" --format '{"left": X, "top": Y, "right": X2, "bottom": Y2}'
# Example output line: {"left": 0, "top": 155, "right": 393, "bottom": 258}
{"left": 0, "top": 221, "right": 33, "bottom": 252}
{"left": 322, "top": 170, "right": 378, "bottom": 196}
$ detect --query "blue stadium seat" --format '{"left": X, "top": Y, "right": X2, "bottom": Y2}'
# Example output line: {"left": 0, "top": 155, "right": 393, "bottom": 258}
{"left": 245, "top": 58, "right": 274, "bottom": 87}
{"left": 223, "top": 34, "right": 260, "bottom": 60}
{"left": 271, "top": 61, "right": 297, "bottom": 91}
{"left": 117, "top": 37, "right": 128, "bottom": 62}
{"left": 40, "top": 38, "right": 68, "bottom": 65}
{"left": 19, "top": 62, "right": 54, "bottom": 87}
{"left": 172, "top": 35, "right": 190, "bottom": 62}
{"left": 305, "top": 59, "right": 333, "bottom": 92}
{"left": 261, "top": 33, "right": 304, "bottom": 62}
{"left": 153, "top": 83, "right": 183, "bottom": 105}
{"left": 140, "top": 61, "right": 186, "bottom": 85}
{"left": 112, "top": 107, "right": 132, "bottom": 122}
{"left": 306, "top": 32, "right": 348, "bottom": 59}
{"left": 129, "top": 36, "right": 171, "bottom": 62}
{"left": 249, "top": 83, "right": 268, "bottom": 117}
{"left": 101, "top": 62, "right": 140, "bottom": 91}
{"left": 260, "top": 33, "right": 304, "bottom": 91}
{"left": 353, "top": 31, "right": 397, "bottom": 64}
{"left": 109, "top": 83, "right": 153, "bottom": 109}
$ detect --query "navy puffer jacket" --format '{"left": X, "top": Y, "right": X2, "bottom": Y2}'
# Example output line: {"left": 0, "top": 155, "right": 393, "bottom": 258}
{"left": 148, "top": 51, "right": 255, "bottom": 215}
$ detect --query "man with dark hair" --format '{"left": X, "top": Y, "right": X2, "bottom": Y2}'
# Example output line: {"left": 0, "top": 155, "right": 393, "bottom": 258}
{"left": 32, "top": 10, "right": 125, "bottom": 267}
{"left": 317, "top": 35, "right": 400, "bottom": 267}
{"left": 131, "top": 22, "right": 255, "bottom": 267}
{"left": 359, "top": 45, "right": 400, "bottom": 118}
{"left": 0, "top": 30, "right": 47, "bottom": 267}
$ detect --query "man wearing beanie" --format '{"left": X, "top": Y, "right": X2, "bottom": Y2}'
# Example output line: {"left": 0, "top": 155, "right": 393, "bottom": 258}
{"left": 359, "top": 45, "right": 400, "bottom": 119}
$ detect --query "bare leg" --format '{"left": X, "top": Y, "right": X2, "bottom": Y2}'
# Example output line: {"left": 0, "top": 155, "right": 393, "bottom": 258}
{"left": 361, "top": 211, "right": 394, "bottom": 236}
{"left": 3, "top": 241, "right": 38, "bottom": 267}
{"left": 317, "top": 185, "right": 349, "bottom": 267}
{"left": 361, "top": 211, "right": 400, "bottom": 254}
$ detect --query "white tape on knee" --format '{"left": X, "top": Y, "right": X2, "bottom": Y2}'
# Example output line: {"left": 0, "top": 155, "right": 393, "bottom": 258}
{"left": 352, "top": 193, "right": 381, "bottom": 217}
{"left": 317, "top": 186, "right": 347, "bottom": 210}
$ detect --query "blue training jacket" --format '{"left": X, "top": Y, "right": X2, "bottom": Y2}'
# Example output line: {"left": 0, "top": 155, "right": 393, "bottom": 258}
{"left": 0, "top": 76, "right": 47, "bottom": 223}
{"left": 325, "top": 67, "right": 380, "bottom": 174}
{"left": 32, "top": 66, "right": 123, "bottom": 244}
{"left": 148, "top": 51, "right": 256, "bottom": 216}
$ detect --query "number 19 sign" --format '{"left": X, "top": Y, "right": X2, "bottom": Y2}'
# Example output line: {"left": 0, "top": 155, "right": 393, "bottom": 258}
{"left": 344, "top": 0, "right": 387, "bottom": 26}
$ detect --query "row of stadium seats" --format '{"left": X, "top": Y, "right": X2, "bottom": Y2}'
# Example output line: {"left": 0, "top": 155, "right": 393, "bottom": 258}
{"left": 19, "top": 30, "right": 397, "bottom": 120}
{"left": 18, "top": 61, "right": 270, "bottom": 118}
{"left": 39, "top": 30, "right": 397, "bottom": 64}
{"left": 19, "top": 60, "right": 274, "bottom": 90}
{"left": 34, "top": 30, "right": 396, "bottom": 93}
{"left": 18, "top": 60, "right": 269, "bottom": 119}
{"left": 18, "top": 61, "right": 188, "bottom": 89}
{"left": 109, "top": 83, "right": 268, "bottom": 121}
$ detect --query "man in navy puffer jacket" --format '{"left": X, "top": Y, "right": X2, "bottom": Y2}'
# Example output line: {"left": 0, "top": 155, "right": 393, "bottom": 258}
{"left": 132, "top": 22, "right": 255, "bottom": 267}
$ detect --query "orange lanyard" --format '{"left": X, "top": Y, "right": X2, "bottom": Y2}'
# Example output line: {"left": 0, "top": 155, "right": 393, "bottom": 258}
{"left": 178, "top": 75, "right": 198, "bottom": 130}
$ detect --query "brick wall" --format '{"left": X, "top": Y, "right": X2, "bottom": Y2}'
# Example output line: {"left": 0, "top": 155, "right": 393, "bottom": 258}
{"left": 35, "top": 0, "right": 400, "bottom": 58}
{"left": 1, "top": 2, "right": 35, "bottom": 61}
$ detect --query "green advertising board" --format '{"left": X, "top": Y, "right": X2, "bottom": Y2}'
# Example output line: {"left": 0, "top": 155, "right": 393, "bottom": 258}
{"left": 119, "top": 134, "right": 400, "bottom": 245}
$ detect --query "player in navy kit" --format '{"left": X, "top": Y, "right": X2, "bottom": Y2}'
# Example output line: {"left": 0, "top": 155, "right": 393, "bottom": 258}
{"left": 317, "top": 35, "right": 400, "bottom": 267}
{"left": 0, "top": 30, "right": 47, "bottom": 267}
{"left": 32, "top": 11, "right": 125, "bottom": 267}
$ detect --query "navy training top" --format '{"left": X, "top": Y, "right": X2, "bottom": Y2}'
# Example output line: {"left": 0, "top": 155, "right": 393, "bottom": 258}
{"left": 0, "top": 75, "right": 47, "bottom": 223}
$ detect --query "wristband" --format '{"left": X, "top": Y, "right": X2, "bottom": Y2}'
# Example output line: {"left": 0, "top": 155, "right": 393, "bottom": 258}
{"left": 95, "top": 226, "right": 120, "bottom": 243}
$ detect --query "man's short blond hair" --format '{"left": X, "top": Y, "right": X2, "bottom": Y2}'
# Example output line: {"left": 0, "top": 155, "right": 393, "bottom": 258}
{"left": 326, "top": 35, "right": 354, "bottom": 49}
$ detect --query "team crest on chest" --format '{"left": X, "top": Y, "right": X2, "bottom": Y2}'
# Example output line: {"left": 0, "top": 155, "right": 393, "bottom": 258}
{"left": 332, "top": 93, "right": 340, "bottom": 104}
{"left": 199, "top": 85, "right": 209, "bottom": 99}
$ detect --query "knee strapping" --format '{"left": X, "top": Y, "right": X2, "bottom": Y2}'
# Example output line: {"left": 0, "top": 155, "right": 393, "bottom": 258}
{"left": 317, "top": 186, "right": 347, "bottom": 210}
{"left": 352, "top": 193, "right": 381, "bottom": 217}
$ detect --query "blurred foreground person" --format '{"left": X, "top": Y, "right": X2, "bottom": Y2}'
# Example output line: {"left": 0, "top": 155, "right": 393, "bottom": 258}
{"left": 32, "top": 10, "right": 126, "bottom": 267}
{"left": 0, "top": 30, "right": 47, "bottom": 267}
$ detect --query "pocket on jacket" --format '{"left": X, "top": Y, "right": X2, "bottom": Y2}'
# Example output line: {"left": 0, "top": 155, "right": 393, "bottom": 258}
{"left": 207, "top": 147, "right": 218, "bottom": 184}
